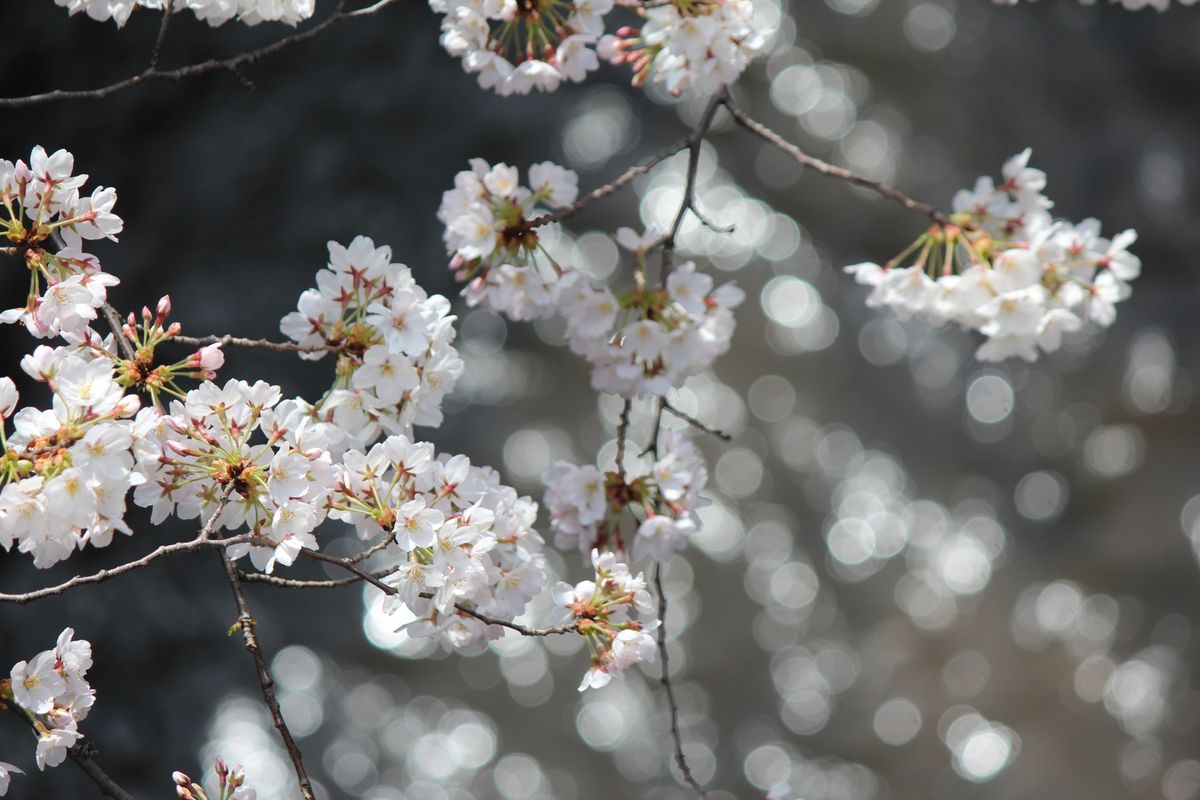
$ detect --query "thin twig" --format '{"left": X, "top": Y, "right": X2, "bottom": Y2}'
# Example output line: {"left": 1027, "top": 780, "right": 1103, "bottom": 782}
{"left": 662, "top": 401, "right": 731, "bottom": 442}
{"left": 148, "top": 0, "right": 175, "bottom": 71}
{"left": 172, "top": 333, "right": 334, "bottom": 354}
{"left": 522, "top": 138, "right": 690, "bottom": 231}
{"left": 0, "top": 0, "right": 400, "bottom": 109}
{"left": 641, "top": 396, "right": 667, "bottom": 458}
{"left": 219, "top": 552, "right": 316, "bottom": 800}
{"left": 662, "top": 88, "right": 730, "bottom": 272}
{"left": 0, "top": 491, "right": 240, "bottom": 605}
{"left": 722, "top": 96, "right": 948, "bottom": 224}
{"left": 654, "top": 563, "right": 708, "bottom": 798}
{"left": 294, "top": 548, "right": 580, "bottom": 637}
{"left": 237, "top": 567, "right": 395, "bottom": 589}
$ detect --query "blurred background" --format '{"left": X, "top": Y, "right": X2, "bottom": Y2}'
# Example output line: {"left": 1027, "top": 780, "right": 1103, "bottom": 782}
{"left": 2, "top": 1, "right": 1200, "bottom": 798}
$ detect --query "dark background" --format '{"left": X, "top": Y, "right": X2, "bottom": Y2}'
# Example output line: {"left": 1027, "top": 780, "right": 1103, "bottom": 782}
{"left": 2, "top": 1, "right": 1200, "bottom": 798}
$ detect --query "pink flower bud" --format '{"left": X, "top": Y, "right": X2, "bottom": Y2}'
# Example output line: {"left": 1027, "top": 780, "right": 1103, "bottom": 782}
{"left": 157, "top": 294, "right": 172, "bottom": 318}
{"left": 172, "top": 771, "right": 192, "bottom": 787}
{"left": 190, "top": 343, "right": 225, "bottom": 372}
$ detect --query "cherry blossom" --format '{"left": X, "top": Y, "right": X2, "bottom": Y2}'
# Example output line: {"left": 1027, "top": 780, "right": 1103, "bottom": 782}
{"left": 556, "top": 263, "right": 744, "bottom": 396}
{"left": 543, "top": 430, "right": 708, "bottom": 561}
{"left": 1, "top": 147, "right": 123, "bottom": 339}
{"left": 5, "top": 629, "right": 95, "bottom": 777}
{"left": 51, "top": 0, "right": 315, "bottom": 28}
{"left": 844, "top": 150, "right": 1140, "bottom": 362}
{"left": 279, "top": 236, "right": 464, "bottom": 448}
{"left": 440, "top": 159, "right": 579, "bottom": 320}
{"left": 553, "top": 549, "right": 659, "bottom": 690}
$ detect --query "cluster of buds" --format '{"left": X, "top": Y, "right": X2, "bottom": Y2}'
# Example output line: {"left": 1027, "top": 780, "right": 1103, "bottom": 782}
{"left": 439, "top": 159, "right": 578, "bottom": 320}
{"left": 599, "top": 0, "right": 768, "bottom": 95}
{"left": 172, "top": 756, "right": 256, "bottom": 800}
{"left": 542, "top": 431, "right": 709, "bottom": 562}
{"left": 431, "top": 0, "right": 609, "bottom": 95}
{"left": 1, "top": 147, "right": 122, "bottom": 339}
{"left": 279, "top": 236, "right": 464, "bottom": 451}
{"left": 114, "top": 295, "right": 225, "bottom": 407}
{"left": 0, "top": 345, "right": 140, "bottom": 568}
{"left": 3, "top": 629, "right": 95, "bottom": 774}
{"left": 845, "top": 150, "right": 1141, "bottom": 362}
{"left": 53, "top": 0, "right": 314, "bottom": 28}
{"left": 553, "top": 549, "right": 659, "bottom": 690}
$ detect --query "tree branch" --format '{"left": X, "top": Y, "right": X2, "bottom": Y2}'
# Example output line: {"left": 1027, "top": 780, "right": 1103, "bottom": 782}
{"left": 219, "top": 551, "right": 316, "bottom": 800}
{"left": 722, "top": 96, "right": 948, "bottom": 224}
{"left": 171, "top": 333, "right": 334, "bottom": 354}
{"left": 0, "top": 0, "right": 401, "bottom": 109}
{"left": 0, "top": 491, "right": 240, "bottom": 605}
{"left": 654, "top": 563, "right": 708, "bottom": 798}
{"left": 147, "top": 0, "right": 175, "bottom": 72}
{"left": 662, "top": 401, "right": 731, "bottom": 442}
{"left": 294, "top": 548, "right": 580, "bottom": 637}
{"left": 522, "top": 138, "right": 690, "bottom": 231}
{"left": 663, "top": 88, "right": 730, "bottom": 272}
{"left": 4, "top": 704, "right": 138, "bottom": 800}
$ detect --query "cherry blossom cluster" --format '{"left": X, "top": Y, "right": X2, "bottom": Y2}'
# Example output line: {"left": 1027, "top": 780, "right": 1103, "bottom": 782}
{"left": 439, "top": 159, "right": 578, "bottom": 320}
{"left": 329, "top": 434, "right": 548, "bottom": 652}
{"left": 431, "top": 0, "right": 769, "bottom": 96}
{"left": 599, "top": 0, "right": 768, "bottom": 95}
{"left": 52, "top": 0, "right": 315, "bottom": 28}
{"left": 553, "top": 549, "right": 659, "bottom": 690}
{"left": 0, "top": 346, "right": 141, "bottom": 568}
{"left": 542, "top": 430, "right": 708, "bottom": 562}
{"left": 844, "top": 150, "right": 1141, "bottom": 362}
{"left": 280, "top": 236, "right": 464, "bottom": 446}
{"left": 130, "top": 379, "right": 334, "bottom": 573}
{"left": 557, "top": 260, "right": 744, "bottom": 396}
{"left": 1, "top": 147, "right": 122, "bottom": 339}
{"left": 4, "top": 629, "right": 94, "bottom": 778}
{"left": 173, "top": 757, "right": 257, "bottom": 800}
{"left": 430, "top": 0, "right": 608, "bottom": 95}
{"left": 993, "top": 0, "right": 1196, "bottom": 9}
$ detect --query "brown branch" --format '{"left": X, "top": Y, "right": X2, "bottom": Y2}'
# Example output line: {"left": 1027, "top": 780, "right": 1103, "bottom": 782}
{"left": 614, "top": 397, "right": 633, "bottom": 479}
{"left": 171, "top": 333, "right": 334, "bottom": 354}
{"left": 722, "top": 96, "right": 948, "bottom": 224}
{"left": 294, "top": 548, "right": 579, "bottom": 637}
{"left": 662, "top": 88, "right": 730, "bottom": 272}
{"left": 654, "top": 563, "right": 708, "bottom": 798}
{"left": 237, "top": 567, "right": 395, "bottom": 589}
{"left": 147, "top": 0, "right": 175, "bottom": 71}
{"left": 0, "top": 491, "right": 241, "bottom": 605}
{"left": 219, "top": 552, "right": 316, "bottom": 800}
{"left": 0, "top": 0, "right": 400, "bottom": 109}
{"left": 4, "top": 705, "right": 138, "bottom": 800}
{"left": 67, "top": 741, "right": 139, "bottom": 800}
{"left": 522, "top": 138, "right": 690, "bottom": 231}
{"left": 662, "top": 401, "right": 731, "bottom": 442}
{"left": 101, "top": 303, "right": 138, "bottom": 361}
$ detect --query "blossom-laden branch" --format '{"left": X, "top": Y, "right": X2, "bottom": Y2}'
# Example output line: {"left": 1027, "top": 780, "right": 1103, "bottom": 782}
{"left": 0, "top": 490, "right": 240, "bottom": 605}
{"left": 219, "top": 550, "right": 316, "bottom": 800}
{"left": 3, "top": 703, "right": 137, "bottom": 800}
{"left": 0, "top": 0, "right": 403, "bottom": 110}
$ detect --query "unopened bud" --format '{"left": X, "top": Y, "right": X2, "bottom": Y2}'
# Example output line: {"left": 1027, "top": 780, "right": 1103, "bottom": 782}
{"left": 172, "top": 771, "right": 192, "bottom": 787}
{"left": 157, "top": 294, "right": 172, "bottom": 318}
